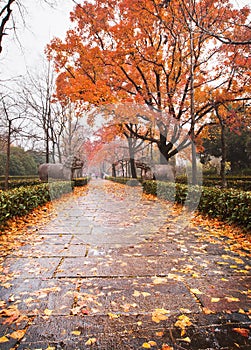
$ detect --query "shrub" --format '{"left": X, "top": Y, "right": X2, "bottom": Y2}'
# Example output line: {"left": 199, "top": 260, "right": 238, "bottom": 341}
{"left": 0, "top": 179, "right": 41, "bottom": 190}
{"left": 0, "top": 181, "right": 73, "bottom": 227}
{"left": 72, "top": 177, "right": 91, "bottom": 187}
{"left": 108, "top": 177, "right": 251, "bottom": 231}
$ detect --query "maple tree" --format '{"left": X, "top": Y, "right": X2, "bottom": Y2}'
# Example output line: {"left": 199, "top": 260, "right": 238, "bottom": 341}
{"left": 47, "top": 0, "right": 251, "bottom": 177}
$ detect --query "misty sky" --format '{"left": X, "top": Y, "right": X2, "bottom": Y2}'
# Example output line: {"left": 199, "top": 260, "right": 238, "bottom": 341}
{"left": 0, "top": 0, "right": 74, "bottom": 80}
{"left": 0, "top": 0, "right": 250, "bottom": 82}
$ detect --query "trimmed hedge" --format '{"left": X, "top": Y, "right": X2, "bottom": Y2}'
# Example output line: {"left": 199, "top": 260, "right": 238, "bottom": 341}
{"left": 0, "top": 179, "right": 41, "bottom": 190}
{"left": 108, "top": 177, "right": 251, "bottom": 231}
{"left": 0, "top": 181, "right": 73, "bottom": 227}
{"left": 72, "top": 177, "right": 91, "bottom": 187}
{"left": 175, "top": 175, "right": 251, "bottom": 191}
{"left": 0, "top": 177, "right": 91, "bottom": 227}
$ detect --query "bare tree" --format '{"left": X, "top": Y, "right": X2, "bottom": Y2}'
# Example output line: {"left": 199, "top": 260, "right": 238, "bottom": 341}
{"left": 0, "top": 0, "right": 59, "bottom": 55}
{"left": 0, "top": 92, "right": 29, "bottom": 189}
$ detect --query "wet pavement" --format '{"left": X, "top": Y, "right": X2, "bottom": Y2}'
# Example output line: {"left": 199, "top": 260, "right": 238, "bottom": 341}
{"left": 0, "top": 179, "right": 250, "bottom": 349}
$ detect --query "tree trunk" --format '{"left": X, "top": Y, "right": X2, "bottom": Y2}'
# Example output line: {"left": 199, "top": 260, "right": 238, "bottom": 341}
{"left": 215, "top": 106, "right": 227, "bottom": 188}
{"left": 220, "top": 119, "right": 227, "bottom": 188}
{"left": 128, "top": 138, "right": 137, "bottom": 178}
{"left": 4, "top": 120, "right": 11, "bottom": 190}
{"left": 112, "top": 164, "right": 116, "bottom": 177}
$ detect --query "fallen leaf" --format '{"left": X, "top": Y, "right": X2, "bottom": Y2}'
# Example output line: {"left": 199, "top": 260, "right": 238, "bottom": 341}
{"left": 108, "top": 312, "right": 120, "bottom": 319}
{"left": 152, "top": 277, "right": 167, "bottom": 285}
{"left": 71, "top": 330, "right": 81, "bottom": 336}
{"left": 190, "top": 288, "right": 203, "bottom": 295}
{"left": 174, "top": 315, "right": 192, "bottom": 335}
{"left": 142, "top": 343, "right": 151, "bottom": 348}
{"left": 233, "top": 328, "right": 249, "bottom": 337}
{"left": 162, "top": 345, "right": 173, "bottom": 350}
{"left": 238, "top": 308, "right": 246, "bottom": 314}
{"left": 10, "top": 329, "right": 26, "bottom": 340}
{"left": 225, "top": 296, "right": 240, "bottom": 302}
{"left": 44, "top": 309, "right": 53, "bottom": 316}
{"left": 0, "top": 336, "right": 9, "bottom": 343}
{"left": 181, "top": 336, "right": 191, "bottom": 343}
{"left": 203, "top": 307, "right": 215, "bottom": 314}
{"left": 156, "top": 331, "right": 164, "bottom": 337}
{"left": 85, "top": 337, "right": 97, "bottom": 345}
{"left": 149, "top": 341, "right": 157, "bottom": 346}
{"left": 211, "top": 297, "right": 220, "bottom": 302}
{"left": 152, "top": 308, "right": 170, "bottom": 323}
{"left": 133, "top": 290, "right": 141, "bottom": 297}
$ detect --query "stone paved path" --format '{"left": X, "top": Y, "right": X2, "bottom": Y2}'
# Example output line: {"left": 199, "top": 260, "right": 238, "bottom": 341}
{"left": 0, "top": 179, "right": 250, "bottom": 349}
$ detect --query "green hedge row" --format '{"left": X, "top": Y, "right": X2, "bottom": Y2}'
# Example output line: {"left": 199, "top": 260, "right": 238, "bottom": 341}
{"left": 0, "top": 179, "right": 41, "bottom": 190}
{"left": 0, "top": 182, "right": 73, "bottom": 227}
{"left": 0, "top": 177, "right": 91, "bottom": 190}
{"left": 0, "top": 177, "right": 91, "bottom": 227}
{"left": 108, "top": 177, "right": 251, "bottom": 231}
{"left": 175, "top": 175, "right": 251, "bottom": 191}
{"left": 72, "top": 177, "right": 91, "bottom": 187}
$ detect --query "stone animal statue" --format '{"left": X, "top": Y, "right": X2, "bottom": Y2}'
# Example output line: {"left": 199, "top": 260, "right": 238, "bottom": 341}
{"left": 38, "top": 163, "right": 71, "bottom": 182}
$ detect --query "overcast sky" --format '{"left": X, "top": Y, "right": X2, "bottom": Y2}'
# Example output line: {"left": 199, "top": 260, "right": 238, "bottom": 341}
{"left": 0, "top": 0, "right": 74, "bottom": 81}
{"left": 0, "top": 0, "right": 250, "bottom": 83}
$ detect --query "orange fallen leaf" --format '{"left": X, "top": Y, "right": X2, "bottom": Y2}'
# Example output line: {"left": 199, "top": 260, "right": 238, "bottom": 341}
{"left": 233, "top": 328, "right": 249, "bottom": 337}
{"left": 10, "top": 329, "right": 26, "bottom": 340}
{"left": 162, "top": 345, "right": 173, "bottom": 350}
{"left": 152, "top": 308, "right": 170, "bottom": 323}
{"left": 203, "top": 307, "right": 215, "bottom": 315}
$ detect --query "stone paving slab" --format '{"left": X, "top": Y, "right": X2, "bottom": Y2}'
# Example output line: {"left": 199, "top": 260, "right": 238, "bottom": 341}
{"left": 16, "top": 314, "right": 251, "bottom": 350}
{"left": 0, "top": 179, "right": 251, "bottom": 349}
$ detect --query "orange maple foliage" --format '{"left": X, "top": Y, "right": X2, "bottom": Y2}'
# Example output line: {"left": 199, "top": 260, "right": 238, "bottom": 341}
{"left": 46, "top": 0, "right": 251, "bottom": 162}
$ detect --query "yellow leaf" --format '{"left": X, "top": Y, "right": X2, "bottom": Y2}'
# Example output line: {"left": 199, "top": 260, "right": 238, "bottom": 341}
{"left": 0, "top": 336, "right": 9, "bottom": 343}
{"left": 190, "top": 288, "right": 203, "bottom": 295}
{"left": 133, "top": 290, "right": 141, "bottom": 297}
{"left": 152, "top": 277, "right": 167, "bottom": 285}
{"left": 238, "top": 308, "right": 246, "bottom": 314}
{"left": 142, "top": 292, "right": 151, "bottom": 297}
{"left": 225, "top": 296, "right": 240, "bottom": 302}
{"left": 152, "top": 308, "right": 170, "bottom": 323}
{"left": 46, "top": 347, "right": 55, "bottom": 350}
{"left": 71, "top": 330, "right": 81, "bottom": 336}
{"left": 85, "top": 338, "right": 97, "bottom": 345}
{"left": 142, "top": 343, "right": 151, "bottom": 348}
{"left": 10, "top": 329, "right": 26, "bottom": 339}
{"left": 44, "top": 309, "right": 53, "bottom": 316}
{"left": 182, "top": 337, "right": 191, "bottom": 343}
{"left": 174, "top": 315, "right": 192, "bottom": 330}
{"left": 203, "top": 307, "right": 214, "bottom": 314}
{"left": 211, "top": 297, "right": 220, "bottom": 302}
{"left": 107, "top": 312, "right": 120, "bottom": 319}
